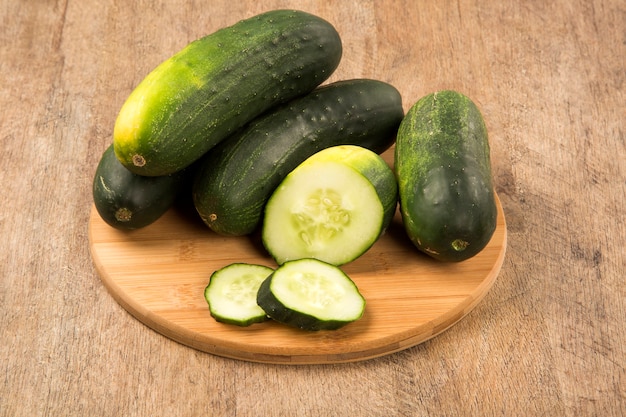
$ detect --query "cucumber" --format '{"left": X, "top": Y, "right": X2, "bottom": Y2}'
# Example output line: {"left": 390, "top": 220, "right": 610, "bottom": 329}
{"left": 192, "top": 79, "right": 403, "bottom": 236}
{"left": 394, "top": 90, "right": 497, "bottom": 262}
{"left": 113, "top": 9, "right": 342, "bottom": 176}
{"left": 262, "top": 145, "right": 397, "bottom": 266}
{"left": 204, "top": 263, "right": 274, "bottom": 326}
{"left": 92, "top": 145, "right": 187, "bottom": 230}
{"left": 256, "top": 258, "right": 365, "bottom": 331}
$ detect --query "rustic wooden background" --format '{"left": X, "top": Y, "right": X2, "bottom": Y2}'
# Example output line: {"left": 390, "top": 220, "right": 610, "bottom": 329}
{"left": 1, "top": 0, "right": 624, "bottom": 415}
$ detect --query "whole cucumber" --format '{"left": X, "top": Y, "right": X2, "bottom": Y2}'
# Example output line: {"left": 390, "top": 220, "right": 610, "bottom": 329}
{"left": 394, "top": 90, "right": 497, "bottom": 262}
{"left": 193, "top": 79, "right": 403, "bottom": 236}
{"left": 113, "top": 10, "right": 342, "bottom": 176}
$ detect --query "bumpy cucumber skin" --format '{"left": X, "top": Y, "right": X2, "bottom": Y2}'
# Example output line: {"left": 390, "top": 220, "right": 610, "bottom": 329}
{"left": 113, "top": 9, "right": 342, "bottom": 176}
{"left": 395, "top": 90, "right": 497, "bottom": 262}
{"left": 256, "top": 260, "right": 365, "bottom": 331}
{"left": 193, "top": 79, "right": 403, "bottom": 236}
{"left": 298, "top": 145, "right": 398, "bottom": 236}
{"left": 93, "top": 145, "right": 186, "bottom": 230}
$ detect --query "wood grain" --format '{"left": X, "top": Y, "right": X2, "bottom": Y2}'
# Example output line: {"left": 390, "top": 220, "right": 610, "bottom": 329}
{"left": 88, "top": 192, "right": 507, "bottom": 364}
{"left": 2, "top": 0, "right": 624, "bottom": 415}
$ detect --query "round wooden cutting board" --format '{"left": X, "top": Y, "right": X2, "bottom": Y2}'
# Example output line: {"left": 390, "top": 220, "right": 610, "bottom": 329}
{"left": 88, "top": 194, "right": 506, "bottom": 364}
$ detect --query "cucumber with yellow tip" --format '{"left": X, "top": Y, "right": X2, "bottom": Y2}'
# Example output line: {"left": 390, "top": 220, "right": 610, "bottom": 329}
{"left": 113, "top": 10, "right": 342, "bottom": 176}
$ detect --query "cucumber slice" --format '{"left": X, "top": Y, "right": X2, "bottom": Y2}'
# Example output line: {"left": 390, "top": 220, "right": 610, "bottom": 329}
{"left": 204, "top": 263, "right": 274, "bottom": 326}
{"left": 256, "top": 258, "right": 365, "bottom": 331}
{"left": 262, "top": 145, "right": 397, "bottom": 266}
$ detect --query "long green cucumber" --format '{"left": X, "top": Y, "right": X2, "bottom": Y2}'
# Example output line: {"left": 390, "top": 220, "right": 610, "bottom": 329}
{"left": 193, "top": 79, "right": 403, "bottom": 236}
{"left": 113, "top": 9, "right": 342, "bottom": 176}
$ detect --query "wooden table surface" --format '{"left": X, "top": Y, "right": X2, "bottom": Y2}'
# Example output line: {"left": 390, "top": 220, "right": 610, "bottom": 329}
{"left": 1, "top": 1, "right": 624, "bottom": 416}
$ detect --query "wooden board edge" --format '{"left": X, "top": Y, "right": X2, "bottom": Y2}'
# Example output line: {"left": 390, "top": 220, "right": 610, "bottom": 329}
{"left": 88, "top": 194, "right": 507, "bottom": 365}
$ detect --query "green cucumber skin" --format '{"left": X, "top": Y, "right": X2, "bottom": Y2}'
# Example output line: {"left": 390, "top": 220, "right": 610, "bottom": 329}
{"left": 257, "top": 276, "right": 342, "bottom": 331}
{"left": 395, "top": 90, "right": 497, "bottom": 262}
{"left": 193, "top": 79, "right": 403, "bottom": 236}
{"left": 256, "top": 264, "right": 363, "bottom": 331}
{"left": 92, "top": 145, "right": 187, "bottom": 230}
{"left": 113, "top": 9, "right": 342, "bottom": 176}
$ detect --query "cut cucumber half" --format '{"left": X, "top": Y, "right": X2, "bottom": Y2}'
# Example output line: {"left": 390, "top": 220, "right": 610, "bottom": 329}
{"left": 256, "top": 258, "right": 366, "bottom": 331}
{"left": 204, "top": 263, "right": 274, "bottom": 326}
{"left": 262, "top": 145, "right": 397, "bottom": 266}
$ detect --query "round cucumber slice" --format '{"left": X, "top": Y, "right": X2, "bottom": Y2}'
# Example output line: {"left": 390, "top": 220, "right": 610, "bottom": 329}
{"left": 262, "top": 159, "right": 385, "bottom": 266}
{"left": 256, "top": 258, "right": 365, "bottom": 331}
{"left": 204, "top": 263, "right": 274, "bottom": 326}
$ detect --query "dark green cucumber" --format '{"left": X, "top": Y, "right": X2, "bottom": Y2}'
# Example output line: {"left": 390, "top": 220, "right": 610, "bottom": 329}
{"left": 92, "top": 145, "right": 187, "bottom": 230}
{"left": 256, "top": 258, "right": 365, "bottom": 331}
{"left": 394, "top": 90, "right": 497, "bottom": 262}
{"left": 193, "top": 79, "right": 403, "bottom": 236}
{"left": 113, "top": 9, "right": 342, "bottom": 176}
{"left": 204, "top": 263, "right": 274, "bottom": 326}
{"left": 262, "top": 145, "right": 397, "bottom": 266}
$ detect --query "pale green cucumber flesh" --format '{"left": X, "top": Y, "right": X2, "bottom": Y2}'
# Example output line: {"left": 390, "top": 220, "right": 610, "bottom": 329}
{"left": 256, "top": 258, "right": 365, "bottom": 331}
{"left": 298, "top": 145, "right": 398, "bottom": 234}
{"left": 204, "top": 263, "right": 274, "bottom": 326}
{"left": 262, "top": 161, "right": 384, "bottom": 266}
